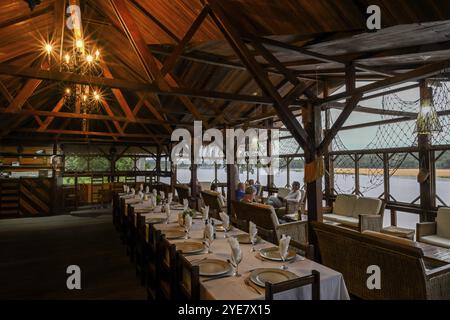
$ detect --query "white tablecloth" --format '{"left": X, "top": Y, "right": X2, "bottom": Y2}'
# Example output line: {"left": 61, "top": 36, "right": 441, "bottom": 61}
{"left": 125, "top": 198, "right": 349, "bottom": 300}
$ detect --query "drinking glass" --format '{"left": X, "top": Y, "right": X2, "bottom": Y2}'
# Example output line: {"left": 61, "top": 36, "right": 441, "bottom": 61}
{"left": 231, "top": 254, "right": 242, "bottom": 277}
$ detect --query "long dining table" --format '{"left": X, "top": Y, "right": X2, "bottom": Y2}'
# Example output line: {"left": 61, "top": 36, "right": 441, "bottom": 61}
{"left": 123, "top": 195, "right": 350, "bottom": 300}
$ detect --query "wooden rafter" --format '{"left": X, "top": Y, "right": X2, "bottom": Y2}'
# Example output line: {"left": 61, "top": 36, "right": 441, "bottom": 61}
{"left": 38, "top": 98, "right": 65, "bottom": 131}
{"left": 15, "top": 128, "right": 168, "bottom": 139}
{"left": 110, "top": 0, "right": 204, "bottom": 121}
{"left": 207, "top": 0, "right": 312, "bottom": 153}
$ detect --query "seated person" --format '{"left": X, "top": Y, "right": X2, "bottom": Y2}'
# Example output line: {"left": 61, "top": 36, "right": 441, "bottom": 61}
{"left": 267, "top": 181, "right": 302, "bottom": 209}
{"left": 241, "top": 186, "right": 255, "bottom": 203}
{"left": 247, "top": 179, "right": 258, "bottom": 195}
{"left": 235, "top": 183, "right": 245, "bottom": 202}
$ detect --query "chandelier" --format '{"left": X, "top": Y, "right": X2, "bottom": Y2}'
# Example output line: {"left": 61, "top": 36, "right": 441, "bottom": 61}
{"left": 45, "top": 38, "right": 104, "bottom": 131}
{"left": 415, "top": 84, "right": 442, "bottom": 135}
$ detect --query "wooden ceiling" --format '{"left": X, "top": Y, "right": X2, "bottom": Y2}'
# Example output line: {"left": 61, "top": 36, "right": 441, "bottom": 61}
{"left": 1, "top": 0, "right": 450, "bottom": 148}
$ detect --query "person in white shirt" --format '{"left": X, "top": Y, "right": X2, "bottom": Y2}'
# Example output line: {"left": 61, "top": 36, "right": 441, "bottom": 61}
{"left": 268, "top": 181, "right": 302, "bottom": 208}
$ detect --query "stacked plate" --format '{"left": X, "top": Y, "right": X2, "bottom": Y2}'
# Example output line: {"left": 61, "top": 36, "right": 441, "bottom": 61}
{"left": 259, "top": 247, "right": 296, "bottom": 261}
{"left": 196, "top": 259, "right": 232, "bottom": 277}
{"left": 175, "top": 241, "right": 205, "bottom": 254}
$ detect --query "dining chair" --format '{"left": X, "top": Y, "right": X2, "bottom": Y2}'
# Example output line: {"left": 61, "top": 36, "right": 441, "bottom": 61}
{"left": 135, "top": 214, "right": 147, "bottom": 286}
{"left": 156, "top": 235, "right": 178, "bottom": 300}
{"left": 176, "top": 252, "right": 200, "bottom": 300}
{"left": 289, "top": 239, "right": 315, "bottom": 261}
{"left": 146, "top": 225, "right": 161, "bottom": 300}
{"left": 265, "top": 270, "right": 320, "bottom": 300}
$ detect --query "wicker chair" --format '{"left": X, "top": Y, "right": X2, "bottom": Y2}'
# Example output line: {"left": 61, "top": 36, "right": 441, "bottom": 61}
{"left": 312, "top": 221, "right": 450, "bottom": 299}
{"left": 232, "top": 200, "right": 308, "bottom": 245}
{"left": 265, "top": 270, "right": 320, "bottom": 300}
{"left": 323, "top": 194, "right": 385, "bottom": 232}
{"left": 176, "top": 252, "right": 200, "bottom": 300}
{"left": 175, "top": 184, "right": 190, "bottom": 205}
{"left": 276, "top": 189, "right": 306, "bottom": 218}
{"left": 201, "top": 190, "right": 226, "bottom": 220}
{"left": 157, "top": 235, "right": 178, "bottom": 300}
{"left": 417, "top": 207, "right": 450, "bottom": 248}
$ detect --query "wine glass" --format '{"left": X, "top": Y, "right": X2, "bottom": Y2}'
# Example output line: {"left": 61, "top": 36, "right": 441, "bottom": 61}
{"left": 279, "top": 247, "right": 288, "bottom": 270}
{"left": 250, "top": 234, "right": 257, "bottom": 252}
{"left": 230, "top": 253, "right": 242, "bottom": 277}
{"left": 184, "top": 217, "right": 192, "bottom": 239}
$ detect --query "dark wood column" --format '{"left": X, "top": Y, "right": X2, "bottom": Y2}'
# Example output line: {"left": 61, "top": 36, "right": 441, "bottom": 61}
{"left": 303, "top": 102, "right": 323, "bottom": 248}
{"left": 226, "top": 128, "right": 237, "bottom": 215}
{"left": 418, "top": 81, "right": 436, "bottom": 222}
{"left": 156, "top": 146, "right": 161, "bottom": 184}
{"left": 323, "top": 83, "right": 334, "bottom": 207}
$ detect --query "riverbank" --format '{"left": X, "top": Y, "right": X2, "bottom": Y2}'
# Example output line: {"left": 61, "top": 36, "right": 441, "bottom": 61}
{"left": 334, "top": 168, "right": 450, "bottom": 178}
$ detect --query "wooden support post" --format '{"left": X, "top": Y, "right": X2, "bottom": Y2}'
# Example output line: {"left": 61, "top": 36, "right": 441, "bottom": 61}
{"left": 156, "top": 146, "right": 162, "bottom": 184}
{"left": 323, "top": 82, "right": 334, "bottom": 207}
{"left": 266, "top": 120, "right": 274, "bottom": 189}
{"left": 418, "top": 81, "right": 436, "bottom": 222}
{"left": 383, "top": 153, "right": 390, "bottom": 202}
{"left": 354, "top": 154, "right": 360, "bottom": 196}
{"left": 303, "top": 102, "right": 323, "bottom": 254}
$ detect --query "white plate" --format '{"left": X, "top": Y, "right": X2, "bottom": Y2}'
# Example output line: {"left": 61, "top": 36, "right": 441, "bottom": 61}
{"left": 259, "top": 247, "right": 296, "bottom": 261}
{"left": 197, "top": 259, "right": 232, "bottom": 277}
{"left": 250, "top": 268, "right": 298, "bottom": 287}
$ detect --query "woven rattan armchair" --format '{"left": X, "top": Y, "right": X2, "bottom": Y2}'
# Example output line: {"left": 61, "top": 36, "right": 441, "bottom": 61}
{"left": 232, "top": 200, "right": 308, "bottom": 245}
{"left": 417, "top": 207, "right": 450, "bottom": 248}
{"left": 312, "top": 221, "right": 450, "bottom": 299}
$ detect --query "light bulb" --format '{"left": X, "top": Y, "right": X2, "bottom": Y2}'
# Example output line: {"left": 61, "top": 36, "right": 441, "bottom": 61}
{"left": 83, "top": 95, "right": 87, "bottom": 102}
{"left": 93, "top": 91, "right": 100, "bottom": 100}
{"left": 45, "top": 43, "right": 53, "bottom": 54}
{"left": 76, "top": 39, "right": 84, "bottom": 49}
{"left": 65, "top": 88, "right": 71, "bottom": 95}
{"left": 86, "top": 55, "right": 93, "bottom": 63}
{"left": 64, "top": 54, "right": 70, "bottom": 64}
{"left": 95, "top": 49, "right": 100, "bottom": 60}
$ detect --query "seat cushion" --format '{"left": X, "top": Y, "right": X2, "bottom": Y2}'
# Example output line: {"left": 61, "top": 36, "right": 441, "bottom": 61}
{"left": 436, "top": 207, "right": 450, "bottom": 239}
{"left": 323, "top": 214, "right": 359, "bottom": 227}
{"left": 333, "top": 194, "right": 358, "bottom": 217}
{"left": 353, "top": 197, "right": 382, "bottom": 218}
{"left": 420, "top": 235, "right": 450, "bottom": 249}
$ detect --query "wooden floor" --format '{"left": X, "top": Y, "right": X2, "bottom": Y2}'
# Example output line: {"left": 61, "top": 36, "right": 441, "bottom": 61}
{"left": 0, "top": 210, "right": 146, "bottom": 299}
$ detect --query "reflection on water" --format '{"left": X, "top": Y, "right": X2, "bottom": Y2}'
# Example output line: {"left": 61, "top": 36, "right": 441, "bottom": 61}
{"left": 176, "top": 168, "right": 449, "bottom": 230}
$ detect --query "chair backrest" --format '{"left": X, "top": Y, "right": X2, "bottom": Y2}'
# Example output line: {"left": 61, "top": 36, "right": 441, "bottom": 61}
{"left": 157, "top": 235, "right": 177, "bottom": 299}
{"left": 436, "top": 207, "right": 450, "bottom": 239}
{"left": 312, "top": 222, "right": 428, "bottom": 299}
{"left": 175, "top": 184, "right": 190, "bottom": 204}
{"left": 289, "top": 239, "right": 314, "bottom": 260}
{"left": 277, "top": 187, "right": 290, "bottom": 199}
{"left": 232, "top": 201, "right": 279, "bottom": 243}
{"left": 201, "top": 190, "right": 223, "bottom": 219}
{"left": 265, "top": 270, "right": 320, "bottom": 300}
{"left": 333, "top": 194, "right": 358, "bottom": 217}
{"left": 177, "top": 252, "right": 200, "bottom": 300}
{"left": 198, "top": 181, "right": 211, "bottom": 192}
{"left": 353, "top": 197, "right": 383, "bottom": 218}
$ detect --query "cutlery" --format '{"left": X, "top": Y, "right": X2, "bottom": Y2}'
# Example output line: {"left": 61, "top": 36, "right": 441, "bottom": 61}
{"left": 245, "top": 277, "right": 262, "bottom": 295}
{"left": 202, "top": 274, "right": 232, "bottom": 282}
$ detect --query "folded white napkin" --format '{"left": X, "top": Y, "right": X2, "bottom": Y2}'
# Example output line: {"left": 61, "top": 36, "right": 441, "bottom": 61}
{"left": 205, "top": 221, "right": 214, "bottom": 241}
{"left": 219, "top": 212, "right": 229, "bottom": 230}
{"left": 138, "top": 191, "right": 144, "bottom": 200}
{"left": 168, "top": 193, "right": 173, "bottom": 204}
{"left": 145, "top": 186, "right": 150, "bottom": 194}
{"left": 160, "top": 191, "right": 165, "bottom": 200}
{"left": 279, "top": 234, "right": 291, "bottom": 259}
{"left": 139, "top": 184, "right": 144, "bottom": 191}
{"left": 165, "top": 204, "right": 171, "bottom": 220}
{"left": 123, "top": 185, "right": 127, "bottom": 193}
{"left": 183, "top": 199, "right": 189, "bottom": 211}
{"left": 184, "top": 214, "right": 192, "bottom": 230}
{"left": 130, "top": 188, "right": 135, "bottom": 195}
{"left": 249, "top": 221, "right": 258, "bottom": 241}
{"left": 202, "top": 206, "right": 209, "bottom": 221}
{"left": 152, "top": 189, "right": 157, "bottom": 196}
{"left": 228, "top": 236, "right": 242, "bottom": 264}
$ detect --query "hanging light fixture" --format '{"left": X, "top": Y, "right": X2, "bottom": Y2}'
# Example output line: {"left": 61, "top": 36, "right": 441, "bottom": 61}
{"left": 415, "top": 85, "right": 442, "bottom": 135}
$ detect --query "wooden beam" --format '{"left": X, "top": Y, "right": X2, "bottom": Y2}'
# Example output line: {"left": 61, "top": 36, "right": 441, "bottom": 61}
{"left": 207, "top": 0, "right": 312, "bottom": 153}
{"left": 15, "top": 128, "right": 169, "bottom": 139}
{"left": 319, "top": 59, "right": 450, "bottom": 105}
{"left": 38, "top": 98, "right": 65, "bottom": 131}
{"left": 100, "top": 98, "right": 124, "bottom": 134}
{"left": 160, "top": 6, "right": 210, "bottom": 77}
{"left": 101, "top": 63, "right": 136, "bottom": 121}
{"left": 0, "top": 108, "right": 187, "bottom": 126}
{"left": 0, "top": 63, "right": 276, "bottom": 105}
{"left": 5, "top": 79, "right": 43, "bottom": 112}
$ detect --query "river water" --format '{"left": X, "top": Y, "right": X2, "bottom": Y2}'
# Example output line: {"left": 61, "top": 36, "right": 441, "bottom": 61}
{"left": 170, "top": 168, "right": 450, "bottom": 230}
